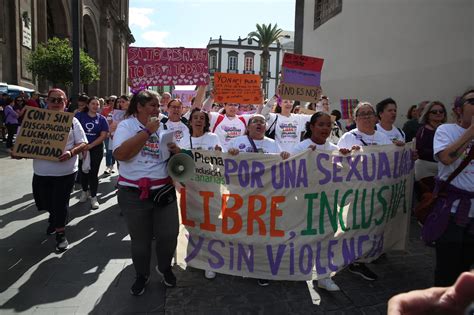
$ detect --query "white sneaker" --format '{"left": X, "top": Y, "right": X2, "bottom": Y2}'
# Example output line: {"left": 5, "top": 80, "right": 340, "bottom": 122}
{"left": 91, "top": 196, "right": 99, "bottom": 210}
{"left": 204, "top": 270, "right": 216, "bottom": 279}
{"left": 317, "top": 278, "right": 340, "bottom": 291}
{"left": 79, "top": 191, "right": 89, "bottom": 202}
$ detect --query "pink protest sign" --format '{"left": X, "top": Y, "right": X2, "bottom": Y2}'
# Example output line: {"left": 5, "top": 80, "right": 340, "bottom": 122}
{"left": 128, "top": 47, "right": 210, "bottom": 88}
{"left": 173, "top": 90, "right": 197, "bottom": 107}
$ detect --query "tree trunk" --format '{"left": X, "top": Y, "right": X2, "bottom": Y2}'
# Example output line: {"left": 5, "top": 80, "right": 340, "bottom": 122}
{"left": 261, "top": 49, "right": 270, "bottom": 98}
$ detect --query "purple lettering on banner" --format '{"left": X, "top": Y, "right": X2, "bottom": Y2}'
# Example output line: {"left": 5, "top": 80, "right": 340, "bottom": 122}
{"left": 393, "top": 151, "right": 400, "bottom": 179}
{"left": 208, "top": 239, "right": 225, "bottom": 268}
{"left": 342, "top": 237, "right": 356, "bottom": 266}
{"left": 224, "top": 159, "right": 238, "bottom": 184}
{"left": 377, "top": 152, "right": 391, "bottom": 180}
{"left": 346, "top": 155, "right": 363, "bottom": 181}
{"left": 237, "top": 244, "right": 254, "bottom": 272}
{"left": 362, "top": 153, "right": 376, "bottom": 181}
{"left": 185, "top": 235, "right": 204, "bottom": 263}
{"left": 238, "top": 160, "right": 250, "bottom": 187}
{"left": 266, "top": 244, "right": 286, "bottom": 275}
{"left": 357, "top": 235, "right": 370, "bottom": 259}
{"left": 327, "top": 240, "right": 339, "bottom": 272}
{"left": 250, "top": 161, "right": 265, "bottom": 188}
{"left": 296, "top": 159, "right": 309, "bottom": 187}
{"left": 317, "top": 153, "right": 331, "bottom": 185}
{"left": 285, "top": 160, "right": 297, "bottom": 188}
{"left": 332, "top": 156, "right": 344, "bottom": 182}
{"left": 299, "top": 245, "right": 313, "bottom": 275}
{"left": 282, "top": 68, "right": 321, "bottom": 86}
{"left": 314, "top": 241, "right": 327, "bottom": 274}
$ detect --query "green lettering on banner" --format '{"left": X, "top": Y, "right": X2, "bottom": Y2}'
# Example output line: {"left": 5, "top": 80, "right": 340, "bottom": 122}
{"left": 319, "top": 191, "right": 338, "bottom": 234}
{"left": 301, "top": 193, "right": 318, "bottom": 235}
{"left": 375, "top": 186, "right": 389, "bottom": 225}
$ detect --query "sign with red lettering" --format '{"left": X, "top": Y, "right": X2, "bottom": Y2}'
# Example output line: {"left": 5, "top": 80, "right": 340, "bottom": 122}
{"left": 128, "top": 47, "right": 210, "bottom": 88}
{"left": 282, "top": 53, "right": 324, "bottom": 72}
{"left": 214, "top": 73, "right": 263, "bottom": 104}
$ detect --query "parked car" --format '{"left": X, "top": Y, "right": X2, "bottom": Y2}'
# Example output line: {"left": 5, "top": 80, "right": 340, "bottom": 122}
{"left": 0, "top": 82, "right": 34, "bottom": 98}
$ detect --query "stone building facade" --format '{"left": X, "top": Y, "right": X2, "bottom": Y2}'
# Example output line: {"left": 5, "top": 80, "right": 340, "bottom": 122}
{"left": 0, "top": 0, "right": 134, "bottom": 96}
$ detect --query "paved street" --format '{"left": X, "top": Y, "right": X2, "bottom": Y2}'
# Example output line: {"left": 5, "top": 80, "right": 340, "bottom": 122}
{"left": 0, "top": 146, "right": 436, "bottom": 314}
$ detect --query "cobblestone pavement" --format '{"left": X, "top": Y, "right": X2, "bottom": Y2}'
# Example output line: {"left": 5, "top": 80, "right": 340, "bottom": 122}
{"left": 0, "top": 149, "right": 435, "bottom": 314}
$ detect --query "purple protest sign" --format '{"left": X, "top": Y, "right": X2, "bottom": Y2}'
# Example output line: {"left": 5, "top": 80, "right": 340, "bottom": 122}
{"left": 282, "top": 68, "right": 321, "bottom": 86}
{"left": 128, "top": 47, "right": 210, "bottom": 88}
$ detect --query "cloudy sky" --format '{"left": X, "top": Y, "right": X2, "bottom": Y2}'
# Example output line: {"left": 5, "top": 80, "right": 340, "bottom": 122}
{"left": 129, "top": 0, "right": 295, "bottom": 48}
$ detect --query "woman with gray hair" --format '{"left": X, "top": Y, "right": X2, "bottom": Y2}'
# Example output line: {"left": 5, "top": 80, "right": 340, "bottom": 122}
{"left": 414, "top": 101, "right": 447, "bottom": 207}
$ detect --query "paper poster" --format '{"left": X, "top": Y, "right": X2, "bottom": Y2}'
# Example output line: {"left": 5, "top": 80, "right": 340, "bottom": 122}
{"left": 173, "top": 90, "right": 197, "bottom": 107}
{"left": 214, "top": 73, "right": 263, "bottom": 104}
{"left": 13, "top": 107, "right": 74, "bottom": 161}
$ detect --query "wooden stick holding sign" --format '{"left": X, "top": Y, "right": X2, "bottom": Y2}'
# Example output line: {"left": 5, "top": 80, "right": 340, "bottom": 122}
{"left": 13, "top": 106, "right": 74, "bottom": 161}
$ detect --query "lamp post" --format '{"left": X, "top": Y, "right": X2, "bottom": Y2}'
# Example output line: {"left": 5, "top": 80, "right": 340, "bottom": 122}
{"left": 71, "top": 0, "right": 80, "bottom": 109}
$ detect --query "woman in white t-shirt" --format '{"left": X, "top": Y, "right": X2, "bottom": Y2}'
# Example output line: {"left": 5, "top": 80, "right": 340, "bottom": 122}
{"left": 290, "top": 112, "right": 341, "bottom": 291}
{"left": 375, "top": 98, "right": 405, "bottom": 144}
{"left": 18, "top": 88, "right": 88, "bottom": 252}
{"left": 181, "top": 108, "right": 221, "bottom": 152}
{"left": 431, "top": 89, "right": 474, "bottom": 287}
{"left": 113, "top": 90, "right": 181, "bottom": 295}
{"left": 261, "top": 95, "right": 312, "bottom": 152}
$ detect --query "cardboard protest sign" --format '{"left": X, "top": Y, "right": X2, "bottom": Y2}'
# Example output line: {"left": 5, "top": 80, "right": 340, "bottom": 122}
{"left": 173, "top": 90, "right": 197, "bottom": 107}
{"left": 283, "top": 53, "right": 324, "bottom": 72}
{"left": 282, "top": 68, "right": 321, "bottom": 86}
{"left": 128, "top": 47, "right": 209, "bottom": 88}
{"left": 279, "top": 83, "right": 321, "bottom": 103}
{"left": 176, "top": 145, "right": 414, "bottom": 280}
{"left": 13, "top": 107, "right": 74, "bottom": 161}
{"left": 298, "top": 108, "right": 316, "bottom": 115}
{"left": 111, "top": 109, "right": 126, "bottom": 123}
{"left": 214, "top": 73, "right": 263, "bottom": 104}
{"left": 340, "top": 99, "right": 359, "bottom": 119}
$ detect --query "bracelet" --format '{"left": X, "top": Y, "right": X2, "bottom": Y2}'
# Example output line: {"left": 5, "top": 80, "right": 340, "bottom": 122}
{"left": 142, "top": 128, "right": 152, "bottom": 136}
{"left": 69, "top": 150, "right": 74, "bottom": 156}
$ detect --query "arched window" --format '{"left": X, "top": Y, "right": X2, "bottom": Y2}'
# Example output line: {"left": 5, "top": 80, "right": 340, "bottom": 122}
{"left": 208, "top": 50, "right": 217, "bottom": 72}
{"left": 244, "top": 52, "right": 255, "bottom": 74}
{"left": 227, "top": 51, "right": 238, "bottom": 73}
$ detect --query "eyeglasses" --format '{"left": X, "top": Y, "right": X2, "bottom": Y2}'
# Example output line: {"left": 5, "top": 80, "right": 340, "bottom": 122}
{"left": 429, "top": 109, "right": 445, "bottom": 115}
{"left": 356, "top": 112, "right": 375, "bottom": 118}
{"left": 463, "top": 98, "right": 474, "bottom": 105}
{"left": 48, "top": 97, "right": 65, "bottom": 104}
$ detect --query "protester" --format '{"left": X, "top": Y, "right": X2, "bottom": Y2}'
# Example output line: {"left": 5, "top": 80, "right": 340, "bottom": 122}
{"left": 18, "top": 88, "right": 87, "bottom": 251}
{"left": 376, "top": 98, "right": 405, "bottom": 144}
{"left": 403, "top": 101, "right": 429, "bottom": 142}
{"left": 431, "top": 89, "right": 474, "bottom": 286}
{"left": 26, "top": 92, "right": 40, "bottom": 108}
{"left": 160, "top": 92, "right": 172, "bottom": 115}
{"left": 3, "top": 97, "right": 19, "bottom": 150}
{"left": 414, "top": 101, "right": 447, "bottom": 203}
{"left": 113, "top": 90, "right": 181, "bottom": 295}
{"left": 159, "top": 99, "right": 190, "bottom": 146}
{"left": 105, "top": 95, "right": 130, "bottom": 174}
{"left": 387, "top": 271, "right": 474, "bottom": 315}
{"left": 101, "top": 97, "right": 115, "bottom": 174}
{"left": 337, "top": 102, "right": 392, "bottom": 281}
{"left": 75, "top": 97, "right": 109, "bottom": 209}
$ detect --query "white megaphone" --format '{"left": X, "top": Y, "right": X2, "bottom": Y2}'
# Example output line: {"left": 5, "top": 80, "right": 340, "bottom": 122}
{"left": 167, "top": 152, "right": 195, "bottom": 182}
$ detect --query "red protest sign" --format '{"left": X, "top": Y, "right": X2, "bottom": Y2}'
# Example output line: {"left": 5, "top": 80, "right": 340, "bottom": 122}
{"left": 282, "top": 53, "right": 324, "bottom": 72}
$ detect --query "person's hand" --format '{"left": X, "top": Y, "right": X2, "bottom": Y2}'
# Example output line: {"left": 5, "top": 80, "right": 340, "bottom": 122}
{"left": 393, "top": 140, "right": 405, "bottom": 147}
{"left": 387, "top": 271, "right": 474, "bottom": 315}
{"left": 339, "top": 148, "right": 351, "bottom": 155}
{"left": 167, "top": 142, "right": 181, "bottom": 155}
{"left": 280, "top": 151, "right": 290, "bottom": 160}
{"left": 214, "top": 145, "right": 222, "bottom": 152}
{"left": 145, "top": 117, "right": 160, "bottom": 133}
{"left": 228, "top": 148, "right": 239, "bottom": 156}
{"left": 58, "top": 150, "right": 73, "bottom": 162}
{"left": 10, "top": 151, "right": 23, "bottom": 160}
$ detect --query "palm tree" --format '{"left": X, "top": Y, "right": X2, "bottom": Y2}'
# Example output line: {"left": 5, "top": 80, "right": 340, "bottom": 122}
{"left": 248, "top": 23, "right": 283, "bottom": 97}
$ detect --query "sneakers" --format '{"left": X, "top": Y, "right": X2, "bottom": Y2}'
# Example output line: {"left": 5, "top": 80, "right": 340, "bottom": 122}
{"left": 79, "top": 190, "right": 89, "bottom": 202}
{"left": 317, "top": 277, "right": 340, "bottom": 291}
{"left": 56, "top": 232, "right": 69, "bottom": 252}
{"left": 155, "top": 266, "right": 176, "bottom": 287}
{"left": 257, "top": 279, "right": 270, "bottom": 287}
{"left": 90, "top": 196, "right": 99, "bottom": 210}
{"left": 130, "top": 274, "right": 150, "bottom": 296}
{"left": 204, "top": 270, "right": 216, "bottom": 279}
{"left": 348, "top": 263, "right": 378, "bottom": 281}
{"left": 46, "top": 224, "right": 56, "bottom": 235}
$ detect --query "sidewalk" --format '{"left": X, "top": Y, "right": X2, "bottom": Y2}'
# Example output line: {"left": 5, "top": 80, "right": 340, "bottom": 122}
{"left": 0, "top": 150, "right": 435, "bottom": 314}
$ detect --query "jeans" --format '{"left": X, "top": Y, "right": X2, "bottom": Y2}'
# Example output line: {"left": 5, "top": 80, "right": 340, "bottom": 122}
{"left": 104, "top": 138, "right": 115, "bottom": 167}
{"left": 117, "top": 185, "right": 179, "bottom": 276}
{"left": 79, "top": 144, "right": 103, "bottom": 197}
{"left": 32, "top": 172, "right": 76, "bottom": 229}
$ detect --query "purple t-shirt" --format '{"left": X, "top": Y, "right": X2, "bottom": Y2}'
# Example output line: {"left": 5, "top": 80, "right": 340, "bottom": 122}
{"left": 4, "top": 105, "right": 19, "bottom": 124}
{"left": 74, "top": 112, "right": 109, "bottom": 143}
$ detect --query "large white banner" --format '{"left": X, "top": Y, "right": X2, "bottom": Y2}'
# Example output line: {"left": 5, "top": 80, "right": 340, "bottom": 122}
{"left": 176, "top": 144, "right": 414, "bottom": 280}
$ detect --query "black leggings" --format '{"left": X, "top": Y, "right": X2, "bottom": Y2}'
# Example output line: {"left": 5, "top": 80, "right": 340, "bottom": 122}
{"left": 32, "top": 172, "right": 76, "bottom": 229}
{"left": 6, "top": 123, "right": 18, "bottom": 148}
{"left": 79, "top": 144, "right": 104, "bottom": 197}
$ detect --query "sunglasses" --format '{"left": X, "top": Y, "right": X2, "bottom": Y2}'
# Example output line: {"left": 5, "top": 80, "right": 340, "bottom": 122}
{"left": 48, "top": 97, "right": 65, "bottom": 104}
{"left": 429, "top": 109, "right": 445, "bottom": 115}
{"left": 463, "top": 98, "right": 474, "bottom": 105}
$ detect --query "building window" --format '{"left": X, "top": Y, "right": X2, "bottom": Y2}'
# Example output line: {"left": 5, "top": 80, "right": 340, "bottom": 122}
{"left": 314, "top": 0, "right": 343, "bottom": 30}
{"left": 244, "top": 51, "right": 255, "bottom": 74}
{"left": 209, "top": 50, "right": 217, "bottom": 70}
{"left": 227, "top": 51, "right": 238, "bottom": 73}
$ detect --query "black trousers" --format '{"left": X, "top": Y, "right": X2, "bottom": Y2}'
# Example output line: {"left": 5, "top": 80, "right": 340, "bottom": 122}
{"left": 32, "top": 172, "right": 76, "bottom": 229}
{"left": 79, "top": 144, "right": 103, "bottom": 197}
{"left": 435, "top": 217, "right": 474, "bottom": 286}
{"left": 5, "top": 123, "right": 18, "bottom": 148}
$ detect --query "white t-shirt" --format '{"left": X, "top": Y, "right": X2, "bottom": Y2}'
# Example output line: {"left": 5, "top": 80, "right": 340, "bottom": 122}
{"left": 33, "top": 117, "right": 88, "bottom": 176}
{"left": 433, "top": 123, "right": 474, "bottom": 217}
{"left": 180, "top": 132, "right": 222, "bottom": 151}
{"left": 159, "top": 119, "right": 190, "bottom": 146}
{"left": 376, "top": 123, "right": 406, "bottom": 142}
{"left": 337, "top": 128, "right": 393, "bottom": 148}
{"left": 113, "top": 117, "right": 168, "bottom": 187}
{"left": 266, "top": 113, "right": 311, "bottom": 152}
{"left": 291, "top": 138, "right": 338, "bottom": 154}
{"left": 227, "top": 135, "right": 281, "bottom": 154}
{"left": 209, "top": 113, "right": 251, "bottom": 151}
